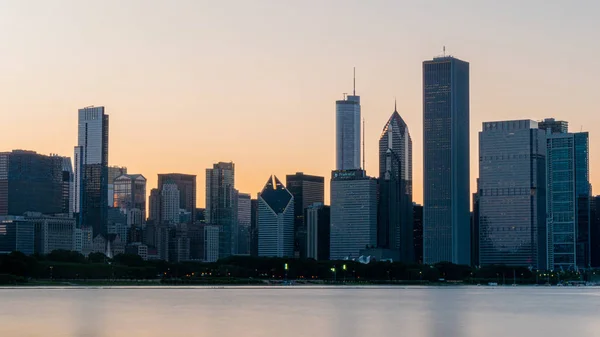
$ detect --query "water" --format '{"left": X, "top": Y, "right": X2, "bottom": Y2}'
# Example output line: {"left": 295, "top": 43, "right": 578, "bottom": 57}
{"left": 1, "top": 286, "right": 599, "bottom": 337}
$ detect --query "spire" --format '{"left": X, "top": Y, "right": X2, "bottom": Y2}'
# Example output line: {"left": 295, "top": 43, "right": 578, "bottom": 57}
{"left": 353, "top": 67, "right": 356, "bottom": 96}
{"left": 394, "top": 97, "right": 397, "bottom": 112}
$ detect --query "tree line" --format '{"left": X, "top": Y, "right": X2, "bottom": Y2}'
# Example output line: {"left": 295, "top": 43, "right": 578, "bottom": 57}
{"left": 0, "top": 250, "right": 590, "bottom": 285}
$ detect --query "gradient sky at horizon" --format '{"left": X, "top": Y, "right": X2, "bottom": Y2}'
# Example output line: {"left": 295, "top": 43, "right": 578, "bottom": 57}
{"left": 1, "top": 0, "right": 599, "bottom": 207}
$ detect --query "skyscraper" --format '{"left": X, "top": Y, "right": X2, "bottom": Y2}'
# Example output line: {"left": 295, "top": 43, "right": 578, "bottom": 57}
{"left": 543, "top": 122, "right": 590, "bottom": 270}
{"left": 157, "top": 173, "right": 196, "bottom": 223}
{"left": 250, "top": 198, "right": 258, "bottom": 257}
{"left": 205, "top": 162, "right": 237, "bottom": 258}
{"left": 478, "top": 120, "right": 547, "bottom": 269}
{"left": 107, "top": 166, "right": 127, "bottom": 207}
{"left": 257, "top": 176, "right": 294, "bottom": 258}
{"left": 335, "top": 70, "right": 361, "bottom": 170}
{"left": 590, "top": 196, "right": 600, "bottom": 267}
{"left": 0, "top": 150, "right": 65, "bottom": 216}
{"left": 148, "top": 188, "right": 160, "bottom": 222}
{"left": 237, "top": 192, "right": 251, "bottom": 255}
{"left": 161, "top": 182, "right": 180, "bottom": 225}
{"left": 330, "top": 169, "right": 377, "bottom": 260}
{"left": 422, "top": 56, "right": 470, "bottom": 265}
{"left": 378, "top": 103, "right": 414, "bottom": 263}
{"left": 113, "top": 174, "right": 146, "bottom": 226}
{"left": 413, "top": 203, "right": 423, "bottom": 264}
{"left": 285, "top": 172, "right": 324, "bottom": 258}
{"left": 74, "top": 106, "right": 109, "bottom": 237}
{"left": 305, "top": 203, "right": 330, "bottom": 261}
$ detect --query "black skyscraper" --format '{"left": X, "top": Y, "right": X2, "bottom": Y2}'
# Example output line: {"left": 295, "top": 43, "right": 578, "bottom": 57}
{"left": 285, "top": 172, "right": 324, "bottom": 258}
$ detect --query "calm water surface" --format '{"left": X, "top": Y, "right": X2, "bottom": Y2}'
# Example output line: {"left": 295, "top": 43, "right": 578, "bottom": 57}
{"left": 1, "top": 286, "right": 599, "bottom": 337}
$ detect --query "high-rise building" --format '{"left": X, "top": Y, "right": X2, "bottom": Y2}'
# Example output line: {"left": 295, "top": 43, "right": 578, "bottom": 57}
{"left": 113, "top": 174, "right": 146, "bottom": 226}
{"left": 285, "top": 172, "right": 324, "bottom": 258}
{"left": 57, "top": 156, "right": 74, "bottom": 215}
{"left": 250, "top": 198, "right": 258, "bottom": 257}
{"left": 0, "top": 219, "right": 34, "bottom": 254}
{"left": 74, "top": 106, "right": 109, "bottom": 237}
{"left": 471, "top": 188, "right": 480, "bottom": 267}
{"left": 305, "top": 203, "right": 330, "bottom": 261}
{"left": 161, "top": 182, "right": 180, "bottom": 225}
{"left": 413, "top": 203, "right": 423, "bottom": 264}
{"left": 335, "top": 71, "right": 361, "bottom": 171}
{"left": 203, "top": 224, "right": 220, "bottom": 262}
{"left": 590, "top": 196, "right": 600, "bottom": 268}
{"left": 237, "top": 192, "right": 251, "bottom": 255}
{"left": 107, "top": 166, "right": 127, "bottom": 207}
{"left": 544, "top": 125, "right": 590, "bottom": 270}
{"left": 205, "top": 162, "right": 237, "bottom": 258}
{"left": 148, "top": 188, "right": 160, "bottom": 222}
{"left": 378, "top": 103, "right": 414, "bottom": 263}
{"left": 538, "top": 118, "right": 568, "bottom": 135}
{"left": 0, "top": 150, "right": 65, "bottom": 216}
{"left": 157, "top": 174, "right": 196, "bottom": 223}
{"left": 330, "top": 169, "right": 377, "bottom": 260}
{"left": 257, "top": 176, "right": 294, "bottom": 257}
{"left": 478, "top": 120, "right": 547, "bottom": 269}
{"left": 422, "top": 56, "right": 470, "bottom": 265}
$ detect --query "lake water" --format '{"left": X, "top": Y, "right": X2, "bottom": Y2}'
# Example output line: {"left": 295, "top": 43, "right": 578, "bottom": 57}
{"left": 0, "top": 286, "right": 599, "bottom": 337}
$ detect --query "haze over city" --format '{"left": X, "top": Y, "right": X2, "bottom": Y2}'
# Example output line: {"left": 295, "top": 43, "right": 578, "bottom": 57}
{"left": 1, "top": 0, "right": 598, "bottom": 206}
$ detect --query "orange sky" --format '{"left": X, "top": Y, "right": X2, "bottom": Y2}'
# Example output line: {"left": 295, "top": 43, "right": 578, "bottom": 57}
{"left": 0, "top": 1, "right": 598, "bottom": 207}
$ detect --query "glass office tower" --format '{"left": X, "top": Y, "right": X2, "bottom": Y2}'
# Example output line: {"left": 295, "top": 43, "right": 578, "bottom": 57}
{"left": 422, "top": 56, "right": 470, "bottom": 265}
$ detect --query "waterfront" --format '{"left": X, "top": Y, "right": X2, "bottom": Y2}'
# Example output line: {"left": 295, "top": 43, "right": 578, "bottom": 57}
{"left": 0, "top": 287, "right": 599, "bottom": 336}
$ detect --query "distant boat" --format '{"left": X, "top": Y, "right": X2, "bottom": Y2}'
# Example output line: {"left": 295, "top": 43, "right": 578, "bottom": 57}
{"left": 488, "top": 282, "right": 498, "bottom": 286}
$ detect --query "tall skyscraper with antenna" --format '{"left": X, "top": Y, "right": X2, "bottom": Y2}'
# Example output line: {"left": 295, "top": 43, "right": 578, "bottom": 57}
{"left": 422, "top": 55, "right": 471, "bottom": 265}
{"left": 335, "top": 68, "right": 361, "bottom": 170}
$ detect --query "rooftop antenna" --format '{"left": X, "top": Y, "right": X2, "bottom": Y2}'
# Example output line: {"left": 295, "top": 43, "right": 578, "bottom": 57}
{"left": 353, "top": 67, "right": 356, "bottom": 96}
{"left": 362, "top": 118, "right": 365, "bottom": 170}
{"left": 343, "top": 92, "right": 347, "bottom": 100}
{"left": 443, "top": 46, "right": 446, "bottom": 57}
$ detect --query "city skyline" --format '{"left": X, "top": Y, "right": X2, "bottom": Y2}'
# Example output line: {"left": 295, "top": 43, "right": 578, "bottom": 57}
{"left": 1, "top": 2, "right": 599, "bottom": 208}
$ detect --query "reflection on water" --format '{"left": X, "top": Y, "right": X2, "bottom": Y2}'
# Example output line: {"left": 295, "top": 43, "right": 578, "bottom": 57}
{"left": 0, "top": 286, "right": 599, "bottom": 337}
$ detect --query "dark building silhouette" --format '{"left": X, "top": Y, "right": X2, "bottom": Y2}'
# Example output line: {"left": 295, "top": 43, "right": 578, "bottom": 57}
{"left": 413, "top": 203, "right": 423, "bottom": 264}
{"left": 378, "top": 104, "right": 413, "bottom": 263}
{"left": 250, "top": 198, "right": 259, "bottom": 257}
{"left": 157, "top": 173, "right": 197, "bottom": 223}
{"left": 148, "top": 188, "right": 160, "bottom": 222}
{"left": 205, "top": 162, "right": 237, "bottom": 258}
{"left": 423, "top": 56, "right": 470, "bottom": 265}
{"left": 0, "top": 150, "right": 65, "bottom": 216}
{"left": 286, "top": 172, "right": 324, "bottom": 258}
{"left": 305, "top": 203, "right": 330, "bottom": 260}
{"left": 590, "top": 196, "right": 600, "bottom": 267}
{"left": 471, "top": 189, "right": 479, "bottom": 267}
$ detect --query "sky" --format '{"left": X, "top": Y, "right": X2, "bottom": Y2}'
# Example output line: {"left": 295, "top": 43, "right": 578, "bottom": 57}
{"left": 1, "top": 0, "right": 599, "bottom": 207}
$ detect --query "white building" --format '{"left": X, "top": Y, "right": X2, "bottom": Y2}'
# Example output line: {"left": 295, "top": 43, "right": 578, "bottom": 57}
{"left": 161, "top": 182, "right": 180, "bottom": 224}
{"left": 335, "top": 71, "right": 361, "bottom": 170}
{"left": 257, "top": 176, "right": 294, "bottom": 257}
{"left": 330, "top": 169, "right": 377, "bottom": 260}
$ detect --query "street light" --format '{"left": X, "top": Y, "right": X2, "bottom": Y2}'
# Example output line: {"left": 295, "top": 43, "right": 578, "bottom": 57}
{"left": 49, "top": 266, "right": 54, "bottom": 282}
{"left": 342, "top": 264, "right": 347, "bottom": 283}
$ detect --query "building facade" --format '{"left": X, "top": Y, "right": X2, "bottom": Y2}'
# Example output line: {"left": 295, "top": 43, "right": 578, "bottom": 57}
{"left": 31, "top": 215, "right": 76, "bottom": 255}
{"left": 422, "top": 56, "right": 471, "bottom": 265}
{"left": 378, "top": 105, "right": 414, "bottom": 263}
{"left": 161, "top": 183, "right": 180, "bottom": 225}
{"left": 544, "top": 126, "right": 590, "bottom": 270}
{"left": 0, "top": 150, "right": 65, "bottom": 216}
{"left": 205, "top": 162, "right": 237, "bottom": 258}
{"left": 335, "top": 82, "right": 361, "bottom": 171}
{"left": 113, "top": 174, "right": 146, "bottom": 226}
{"left": 478, "top": 120, "right": 547, "bottom": 269}
{"left": 157, "top": 173, "right": 196, "bottom": 223}
{"left": 305, "top": 203, "right": 330, "bottom": 261}
{"left": 257, "top": 176, "right": 294, "bottom": 258}
{"left": 286, "top": 172, "right": 325, "bottom": 258}
{"left": 203, "top": 224, "right": 220, "bottom": 262}
{"left": 74, "top": 106, "right": 109, "bottom": 237}
{"left": 0, "top": 218, "right": 34, "bottom": 254}
{"left": 107, "top": 166, "right": 127, "bottom": 208}
{"left": 237, "top": 192, "right": 251, "bottom": 255}
{"left": 413, "top": 203, "right": 423, "bottom": 264}
{"left": 330, "top": 169, "right": 377, "bottom": 260}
